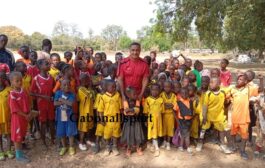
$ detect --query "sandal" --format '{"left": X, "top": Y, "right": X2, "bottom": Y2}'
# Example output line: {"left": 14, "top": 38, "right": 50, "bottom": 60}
{"left": 0, "top": 152, "right": 5, "bottom": 161}
{"left": 68, "top": 147, "right": 76, "bottom": 156}
{"left": 5, "top": 151, "right": 15, "bottom": 159}
{"left": 126, "top": 149, "right": 131, "bottom": 157}
{"left": 137, "top": 148, "right": 143, "bottom": 156}
{"left": 59, "top": 147, "right": 67, "bottom": 156}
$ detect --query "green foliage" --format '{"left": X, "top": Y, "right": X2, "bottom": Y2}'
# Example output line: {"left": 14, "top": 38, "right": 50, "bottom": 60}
{"left": 30, "top": 32, "right": 47, "bottom": 50}
{"left": 136, "top": 25, "right": 172, "bottom": 52}
{"left": 153, "top": 0, "right": 265, "bottom": 57}
{"left": 0, "top": 26, "right": 25, "bottom": 48}
{"left": 101, "top": 25, "right": 125, "bottom": 51}
{"left": 224, "top": 0, "right": 265, "bottom": 56}
{"left": 118, "top": 35, "right": 132, "bottom": 50}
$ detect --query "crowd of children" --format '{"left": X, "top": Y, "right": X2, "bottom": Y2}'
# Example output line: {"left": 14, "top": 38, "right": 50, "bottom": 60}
{"left": 0, "top": 42, "right": 265, "bottom": 164}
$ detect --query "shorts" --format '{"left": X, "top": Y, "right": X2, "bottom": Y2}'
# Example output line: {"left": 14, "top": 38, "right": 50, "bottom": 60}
{"left": 11, "top": 117, "right": 28, "bottom": 143}
{"left": 56, "top": 120, "right": 78, "bottom": 138}
{"left": 104, "top": 122, "right": 121, "bottom": 140}
{"left": 38, "top": 102, "right": 55, "bottom": 122}
{"left": 95, "top": 123, "right": 104, "bottom": 137}
{"left": 0, "top": 123, "right": 10, "bottom": 135}
{"left": 180, "top": 128, "right": 190, "bottom": 138}
{"left": 202, "top": 120, "right": 227, "bottom": 132}
{"left": 231, "top": 123, "right": 249, "bottom": 139}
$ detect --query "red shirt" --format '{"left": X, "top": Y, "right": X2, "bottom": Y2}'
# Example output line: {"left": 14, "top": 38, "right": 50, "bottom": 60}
{"left": 220, "top": 70, "right": 232, "bottom": 87}
{"left": 117, "top": 56, "right": 149, "bottom": 95}
{"left": 0, "top": 63, "right": 10, "bottom": 74}
{"left": 73, "top": 67, "right": 90, "bottom": 87}
{"left": 27, "top": 64, "right": 40, "bottom": 78}
{"left": 31, "top": 74, "right": 54, "bottom": 97}
{"left": 31, "top": 74, "right": 55, "bottom": 120}
{"left": 8, "top": 89, "right": 29, "bottom": 142}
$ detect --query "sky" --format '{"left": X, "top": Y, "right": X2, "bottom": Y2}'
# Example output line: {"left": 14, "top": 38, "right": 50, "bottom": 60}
{"left": 0, "top": 0, "right": 156, "bottom": 39}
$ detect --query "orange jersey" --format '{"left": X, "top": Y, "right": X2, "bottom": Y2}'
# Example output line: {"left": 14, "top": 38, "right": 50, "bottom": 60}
{"left": 229, "top": 85, "right": 258, "bottom": 124}
{"left": 53, "top": 78, "right": 77, "bottom": 94}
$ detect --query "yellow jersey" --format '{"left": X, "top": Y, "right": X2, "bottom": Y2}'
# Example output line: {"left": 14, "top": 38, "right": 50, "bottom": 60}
{"left": 22, "top": 74, "right": 32, "bottom": 94}
{"left": 160, "top": 92, "right": 177, "bottom": 114}
{"left": 97, "top": 92, "right": 122, "bottom": 116}
{"left": 49, "top": 67, "right": 60, "bottom": 80}
{"left": 0, "top": 87, "right": 12, "bottom": 123}
{"left": 204, "top": 90, "right": 226, "bottom": 122}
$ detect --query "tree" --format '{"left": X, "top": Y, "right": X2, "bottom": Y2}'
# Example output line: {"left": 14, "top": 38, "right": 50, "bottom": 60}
{"left": 224, "top": 0, "right": 265, "bottom": 58}
{"left": 30, "top": 32, "right": 47, "bottom": 50}
{"left": 52, "top": 20, "right": 69, "bottom": 36}
{"left": 153, "top": 0, "right": 265, "bottom": 58}
{"left": 136, "top": 25, "right": 172, "bottom": 52}
{"left": 0, "top": 26, "right": 25, "bottom": 49}
{"left": 69, "top": 23, "right": 83, "bottom": 38}
{"left": 153, "top": 0, "right": 226, "bottom": 50}
{"left": 118, "top": 35, "right": 132, "bottom": 50}
{"left": 88, "top": 28, "right": 94, "bottom": 41}
{"left": 101, "top": 25, "right": 125, "bottom": 50}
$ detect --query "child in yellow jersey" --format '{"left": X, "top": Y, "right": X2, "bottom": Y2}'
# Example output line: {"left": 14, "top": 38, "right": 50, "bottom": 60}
{"left": 97, "top": 80, "right": 122, "bottom": 156}
{"left": 160, "top": 81, "right": 176, "bottom": 150}
{"left": 77, "top": 74, "right": 95, "bottom": 151}
{"left": 49, "top": 53, "right": 60, "bottom": 80}
{"left": 15, "top": 61, "right": 32, "bottom": 94}
{"left": 94, "top": 80, "right": 107, "bottom": 154}
{"left": 0, "top": 72, "right": 14, "bottom": 160}
{"left": 196, "top": 77, "right": 232, "bottom": 154}
{"left": 187, "top": 84, "right": 200, "bottom": 141}
{"left": 144, "top": 83, "right": 164, "bottom": 157}
{"left": 192, "top": 76, "right": 210, "bottom": 143}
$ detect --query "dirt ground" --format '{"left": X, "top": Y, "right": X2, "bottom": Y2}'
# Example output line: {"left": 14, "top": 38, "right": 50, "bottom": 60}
{"left": 3, "top": 52, "right": 264, "bottom": 168}
{"left": 1, "top": 137, "right": 265, "bottom": 168}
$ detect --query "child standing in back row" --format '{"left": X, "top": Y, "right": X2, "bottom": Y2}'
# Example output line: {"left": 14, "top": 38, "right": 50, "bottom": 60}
{"left": 49, "top": 53, "right": 61, "bottom": 80}
{"left": 64, "top": 51, "right": 73, "bottom": 66}
{"left": 220, "top": 59, "right": 232, "bottom": 87}
{"left": 15, "top": 61, "right": 32, "bottom": 95}
{"left": 144, "top": 83, "right": 164, "bottom": 157}
{"left": 27, "top": 51, "right": 39, "bottom": 79}
{"left": 17, "top": 46, "right": 30, "bottom": 65}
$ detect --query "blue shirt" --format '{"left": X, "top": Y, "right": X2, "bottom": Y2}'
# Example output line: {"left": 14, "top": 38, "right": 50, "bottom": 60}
{"left": 0, "top": 48, "right": 15, "bottom": 71}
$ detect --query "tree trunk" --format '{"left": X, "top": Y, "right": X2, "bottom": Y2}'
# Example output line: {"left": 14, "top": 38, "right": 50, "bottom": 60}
{"left": 258, "top": 48, "right": 264, "bottom": 60}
